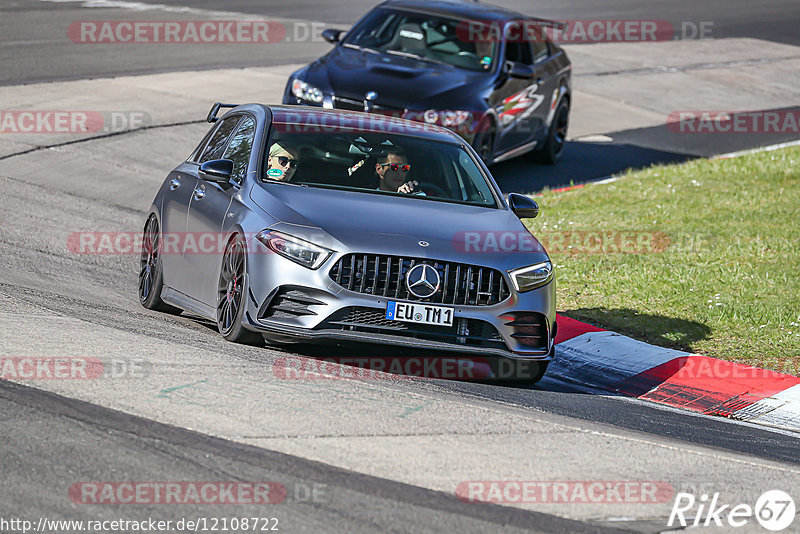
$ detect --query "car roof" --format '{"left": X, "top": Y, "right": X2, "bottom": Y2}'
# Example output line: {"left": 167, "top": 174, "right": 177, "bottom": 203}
{"left": 379, "top": 0, "right": 525, "bottom": 22}
{"left": 263, "top": 105, "right": 464, "bottom": 144}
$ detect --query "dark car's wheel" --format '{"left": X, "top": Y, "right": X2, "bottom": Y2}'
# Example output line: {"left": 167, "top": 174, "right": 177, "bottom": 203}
{"left": 217, "top": 235, "right": 262, "bottom": 344}
{"left": 472, "top": 118, "right": 496, "bottom": 165}
{"left": 139, "top": 215, "right": 180, "bottom": 313}
{"left": 535, "top": 98, "right": 569, "bottom": 164}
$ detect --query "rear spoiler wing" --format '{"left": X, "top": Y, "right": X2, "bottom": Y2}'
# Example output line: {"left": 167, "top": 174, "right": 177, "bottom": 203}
{"left": 207, "top": 102, "right": 239, "bottom": 123}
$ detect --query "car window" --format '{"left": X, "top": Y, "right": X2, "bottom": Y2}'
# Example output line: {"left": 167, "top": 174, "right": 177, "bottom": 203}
{"left": 453, "top": 150, "right": 494, "bottom": 204}
{"left": 222, "top": 116, "right": 256, "bottom": 183}
{"left": 261, "top": 129, "right": 499, "bottom": 208}
{"left": 530, "top": 36, "right": 549, "bottom": 63}
{"left": 198, "top": 116, "right": 239, "bottom": 163}
{"left": 344, "top": 8, "right": 498, "bottom": 72}
{"left": 505, "top": 40, "right": 532, "bottom": 65}
{"left": 188, "top": 126, "right": 216, "bottom": 162}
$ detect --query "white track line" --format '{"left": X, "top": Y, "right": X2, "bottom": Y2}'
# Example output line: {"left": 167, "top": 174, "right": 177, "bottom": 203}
{"left": 711, "top": 138, "right": 800, "bottom": 159}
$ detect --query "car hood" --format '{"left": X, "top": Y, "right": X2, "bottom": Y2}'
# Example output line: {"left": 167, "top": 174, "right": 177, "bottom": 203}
{"left": 304, "top": 47, "right": 489, "bottom": 108}
{"left": 249, "top": 183, "right": 548, "bottom": 270}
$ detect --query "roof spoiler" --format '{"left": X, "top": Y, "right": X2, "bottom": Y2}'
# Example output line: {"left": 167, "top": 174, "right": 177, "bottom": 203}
{"left": 207, "top": 102, "right": 239, "bottom": 123}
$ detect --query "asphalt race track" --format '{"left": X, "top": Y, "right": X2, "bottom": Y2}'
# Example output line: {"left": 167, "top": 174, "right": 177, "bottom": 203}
{"left": 3, "top": 0, "right": 799, "bottom": 84}
{"left": 1, "top": 1, "right": 800, "bottom": 533}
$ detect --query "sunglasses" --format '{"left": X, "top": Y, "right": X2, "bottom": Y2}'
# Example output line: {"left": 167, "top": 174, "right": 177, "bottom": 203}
{"left": 274, "top": 155, "right": 298, "bottom": 168}
{"left": 380, "top": 163, "right": 411, "bottom": 172}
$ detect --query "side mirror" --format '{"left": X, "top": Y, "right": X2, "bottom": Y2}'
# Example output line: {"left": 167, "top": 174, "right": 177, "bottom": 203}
{"left": 504, "top": 61, "right": 534, "bottom": 79}
{"left": 322, "top": 29, "right": 344, "bottom": 44}
{"left": 199, "top": 159, "right": 233, "bottom": 183}
{"left": 508, "top": 193, "right": 539, "bottom": 219}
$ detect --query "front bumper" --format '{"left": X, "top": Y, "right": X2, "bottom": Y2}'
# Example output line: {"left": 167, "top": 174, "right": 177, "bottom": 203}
{"left": 243, "top": 245, "right": 557, "bottom": 361}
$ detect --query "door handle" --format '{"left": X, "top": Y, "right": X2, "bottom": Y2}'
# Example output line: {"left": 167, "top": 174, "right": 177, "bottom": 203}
{"left": 169, "top": 178, "right": 180, "bottom": 190}
{"left": 193, "top": 187, "right": 205, "bottom": 200}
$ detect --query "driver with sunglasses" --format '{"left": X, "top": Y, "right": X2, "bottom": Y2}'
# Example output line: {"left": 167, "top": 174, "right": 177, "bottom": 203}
{"left": 266, "top": 142, "right": 300, "bottom": 181}
{"left": 375, "top": 146, "right": 424, "bottom": 195}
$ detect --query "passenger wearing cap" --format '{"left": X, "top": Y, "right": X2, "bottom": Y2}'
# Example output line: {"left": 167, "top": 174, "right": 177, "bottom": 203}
{"left": 266, "top": 142, "right": 299, "bottom": 181}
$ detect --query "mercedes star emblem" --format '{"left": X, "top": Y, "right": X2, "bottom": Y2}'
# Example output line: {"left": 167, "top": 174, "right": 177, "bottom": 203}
{"left": 406, "top": 264, "right": 440, "bottom": 299}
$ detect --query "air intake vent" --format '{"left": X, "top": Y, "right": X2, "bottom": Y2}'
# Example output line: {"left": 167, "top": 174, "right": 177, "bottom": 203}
{"left": 261, "top": 287, "right": 324, "bottom": 320}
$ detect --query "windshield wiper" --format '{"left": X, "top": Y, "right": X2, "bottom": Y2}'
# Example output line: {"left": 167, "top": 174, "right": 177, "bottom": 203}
{"left": 384, "top": 49, "right": 445, "bottom": 65}
{"left": 342, "top": 43, "right": 380, "bottom": 55}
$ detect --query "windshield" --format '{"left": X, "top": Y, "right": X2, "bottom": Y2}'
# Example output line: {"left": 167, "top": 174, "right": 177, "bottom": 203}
{"left": 343, "top": 9, "right": 497, "bottom": 72}
{"left": 262, "top": 129, "right": 498, "bottom": 208}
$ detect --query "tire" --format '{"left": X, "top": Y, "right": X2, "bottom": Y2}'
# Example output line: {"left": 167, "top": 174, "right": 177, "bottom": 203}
{"left": 217, "top": 234, "right": 262, "bottom": 345}
{"left": 527, "top": 360, "right": 550, "bottom": 385}
{"left": 138, "top": 214, "right": 181, "bottom": 314}
{"left": 472, "top": 118, "right": 496, "bottom": 166}
{"left": 535, "top": 98, "right": 569, "bottom": 164}
{"left": 496, "top": 359, "right": 549, "bottom": 385}
{"left": 496, "top": 343, "right": 553, "bottom": 384}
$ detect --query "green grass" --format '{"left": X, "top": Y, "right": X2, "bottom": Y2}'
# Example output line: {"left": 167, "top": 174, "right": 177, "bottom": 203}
{"left": 526, "top": 146, "right": 800, "bottom": 374}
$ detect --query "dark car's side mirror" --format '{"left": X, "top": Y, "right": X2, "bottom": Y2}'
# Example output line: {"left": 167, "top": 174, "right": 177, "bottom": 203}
{"left": 322, "top": 29, "right": 345, "bottom": 44}
{"left": 504, "top": 61, "right": 534, "bottom": 79}
{"left": 508, "top": 193, "right": 539, "bottom": 219}
{"left": 199, "top": 159, "right": 234, "bottom": 183}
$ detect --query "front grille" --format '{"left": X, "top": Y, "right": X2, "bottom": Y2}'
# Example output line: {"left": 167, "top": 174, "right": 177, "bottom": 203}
{"left": 329, "top": 254, "right": 510, "bottom": 306}
{"left": 320, "top": 306, "right": 507, "bottom": 349}
{"left": 260, "top": 287, "right": 325, "bottom": 320}
{"left": 332, "top": 95, "right": 406, "bottom": 116}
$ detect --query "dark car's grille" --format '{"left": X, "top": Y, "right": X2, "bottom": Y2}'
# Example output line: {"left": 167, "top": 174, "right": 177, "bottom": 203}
{"left": 332, "top": 95, "right": 406, "bottom": 116}
{"left": 260, "top": 287, "right": 325, "bottom": 320}
{"left": 320, "top": 306, "right": 507, "bottom": 349}
{"left": 329, "top": 254, "right": 510, "bottom": 306}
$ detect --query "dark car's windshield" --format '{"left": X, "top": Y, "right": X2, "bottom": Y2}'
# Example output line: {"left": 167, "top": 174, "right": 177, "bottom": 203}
{"left": 343, "top": 9, "right": 497, "bottom": 72}
{"left": 262, "top": 128, "right": 498, "bottom": 208}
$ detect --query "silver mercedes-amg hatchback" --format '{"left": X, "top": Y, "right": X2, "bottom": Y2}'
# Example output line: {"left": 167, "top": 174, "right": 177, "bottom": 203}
{"left": 139, "top": 103, "right": 556, "bottom": 380}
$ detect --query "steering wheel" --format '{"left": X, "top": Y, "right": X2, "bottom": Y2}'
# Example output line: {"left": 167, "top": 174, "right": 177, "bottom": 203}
{"left": 417, "top": 182, "right": 448, "bottom": 198}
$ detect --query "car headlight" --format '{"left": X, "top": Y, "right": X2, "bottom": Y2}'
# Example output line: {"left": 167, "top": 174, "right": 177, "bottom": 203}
{"left": 291, "top": 78, "right": 324, "bottom": 104}
{"left": 256, "top": 230, "right": 333, "bottom": 269}
{"left": 422, "top": 110, "right": 472, "bottom": 128}
{"left": 508, "top": 261, "right": 553, "bottom": 292}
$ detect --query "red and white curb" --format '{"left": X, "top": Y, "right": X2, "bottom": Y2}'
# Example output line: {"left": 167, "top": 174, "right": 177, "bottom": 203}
{"left": 550, "top": 315, "right": 800, "bottom": 433}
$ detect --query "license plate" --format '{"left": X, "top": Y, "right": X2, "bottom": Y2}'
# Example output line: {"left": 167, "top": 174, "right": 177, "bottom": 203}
{"left": 386, "top": 301, "right": 454, "bottom": 327}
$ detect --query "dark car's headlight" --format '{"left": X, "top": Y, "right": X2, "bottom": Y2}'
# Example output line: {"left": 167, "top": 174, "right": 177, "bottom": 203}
{"left": 423, "top": 110, "right": 472, "bottom": 128}
{"left": 291, "top": 78, "right": 324, "bottom": 104}
{"left": 509, "top": 261, "right": 553, "bottom": 292}
{"left": 256, "top": 230, "right": 332, "bottom": 269}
